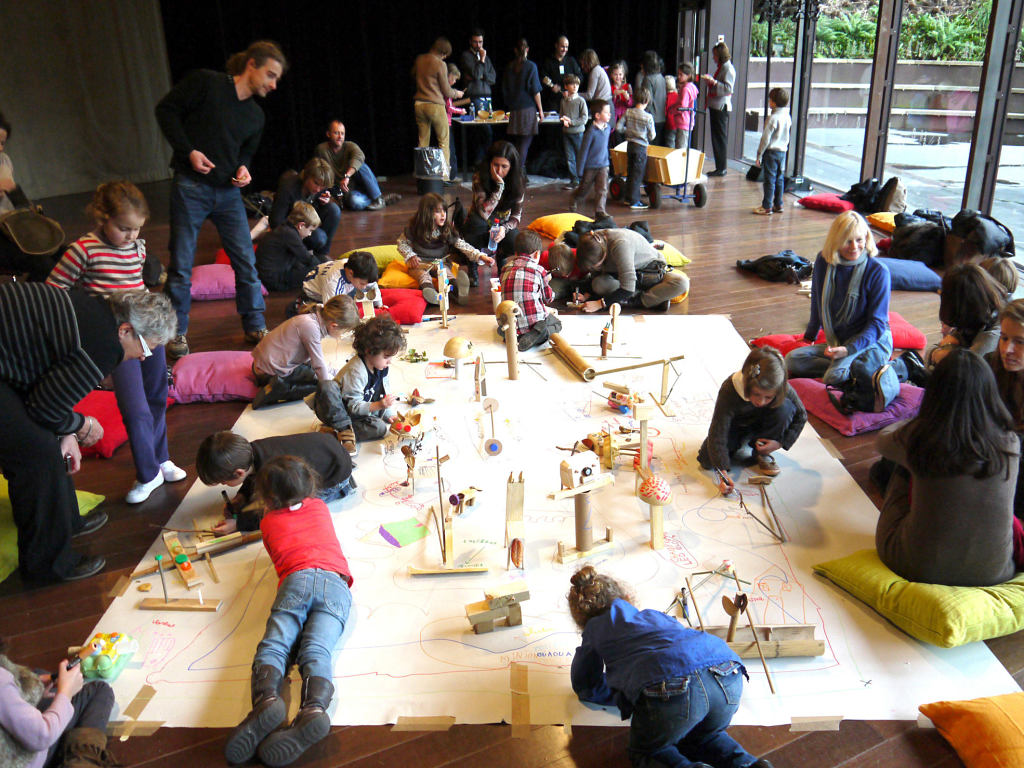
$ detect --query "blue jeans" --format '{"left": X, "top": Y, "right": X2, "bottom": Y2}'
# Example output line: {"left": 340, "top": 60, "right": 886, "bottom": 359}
{"left": 343, "top": 164, "right": 383, "bottom": 211}
{"left": 254, "top": 568, "right": 351, "bottom": 679}
{"left": 112, "top": 344, "right": 169, "bottom": 482}
{"left": 166, "top": 174, "right": 266, "bottom": 334}
{"left": 628, "top": 662, "right": 756, "bottom": 768}
{"left": 563, "top": 132, "right": 583, "bottom": 182}
{"left": 785, "top": 329, "right": 894, "bottom": 386}
{"left": 626, "top": 143, "right": 648, "bottom": 204}
{"left": 305, "top": 199, "right": 341, "bottom": 258}
{"left": 761, "top": 149, "right": 786, "bottom": 210}
{"left": 320, "top": 477, "right": 356, "bottom": 504}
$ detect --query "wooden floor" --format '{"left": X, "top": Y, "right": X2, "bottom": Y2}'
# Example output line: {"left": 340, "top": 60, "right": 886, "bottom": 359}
{"left": 2, "top": 167, "right": 1018, "bottom": 768}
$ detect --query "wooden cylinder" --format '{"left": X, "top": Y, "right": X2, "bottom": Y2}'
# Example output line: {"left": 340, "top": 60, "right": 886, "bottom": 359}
{"left": 649, "top": 503, "right": 664, "bottom": 550}
{"left": 491, "top": 285, "right": 502, "bottom": 312}
{"left": 574, "top": 491, "right": 594, "bottom": 552}
{"left": 502, "top": 308, "right": 520, "bottom": 380}
{"left": 550, "top": 333, "right": 597, "bottom": 381}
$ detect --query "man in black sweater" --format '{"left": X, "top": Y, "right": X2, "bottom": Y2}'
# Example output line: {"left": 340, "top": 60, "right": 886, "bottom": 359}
{"left": 155, "top": 40, "right": 287, "bottom": 358}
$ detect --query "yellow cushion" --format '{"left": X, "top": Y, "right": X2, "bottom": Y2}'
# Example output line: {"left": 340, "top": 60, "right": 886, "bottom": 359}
{"left": 920, "top": 693, "right": 1024, "bottom": 768}
{"left": 339, "top": 244, "right": 402, "bottom": 270}
{"left": 867, "top": 211, "right": 897, "bottom": 234}
{"left": 527, "top": 213, "right": 592, "bottom": 239}
{"left": 655, "top": 240, "right": 691, "bottom": 267}
{"left": 378, "top": 260, "right": 419, "bottom": 290}
{"left": 812, "top": 549, "right": 1024, "bottom": 647}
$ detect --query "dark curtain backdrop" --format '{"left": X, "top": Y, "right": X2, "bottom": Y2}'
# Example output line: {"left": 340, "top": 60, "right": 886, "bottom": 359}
{"left": 159, "top": 0, "right": 683, "bottom": 189}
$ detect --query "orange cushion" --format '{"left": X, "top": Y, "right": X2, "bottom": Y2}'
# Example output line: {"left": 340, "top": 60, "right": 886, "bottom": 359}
{"left": 378, "top": 260, "right": 419, "bottom": 290}
{"left": 920, "top": 692, "right": 1024, "bottom": 768}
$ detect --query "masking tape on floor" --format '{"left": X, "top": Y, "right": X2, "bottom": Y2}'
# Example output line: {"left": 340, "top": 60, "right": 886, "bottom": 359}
{"left": 790, "top": 715, "right": 843, "bottom": 731}
{"left": 117, "top": 684, "right": 159, "bottom": 741}
{"left": 818, "top": 437, "right": 844, "bottom": 460}
{"left": 510, "top": 661, "right": 530, "bottom": 739}
{"left": 109, "top": 574, "right": 131, "bottom": 599}
{"left": 392, "top": 715, "right": 456, "bottom": 731}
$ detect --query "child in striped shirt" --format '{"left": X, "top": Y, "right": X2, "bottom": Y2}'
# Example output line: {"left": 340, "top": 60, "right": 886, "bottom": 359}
{"left": 47, "top": 181, "right": 187, "bottom": 505}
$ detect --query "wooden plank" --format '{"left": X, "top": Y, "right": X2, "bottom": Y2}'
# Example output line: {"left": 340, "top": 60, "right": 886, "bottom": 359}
{"left": 139, "top": 598, "right": 221, "bottom": 612}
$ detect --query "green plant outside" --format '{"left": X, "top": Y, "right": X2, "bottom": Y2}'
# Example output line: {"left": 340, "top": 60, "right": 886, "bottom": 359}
{"left": 750, "top": 1, "right": 1015, "bottom": 62}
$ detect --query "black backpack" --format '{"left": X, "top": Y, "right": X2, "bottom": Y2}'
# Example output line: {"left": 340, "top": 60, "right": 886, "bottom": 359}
{"left": 736, "top": 250, "right": 812, "bottom": 284}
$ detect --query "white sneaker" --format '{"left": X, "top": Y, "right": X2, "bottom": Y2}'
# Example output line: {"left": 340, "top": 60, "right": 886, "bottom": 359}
{"left": 126, "top": 472, "right": 164, "bottom": 504}
{"left": 160, "top": 460, "right": 187, "bottom": 482}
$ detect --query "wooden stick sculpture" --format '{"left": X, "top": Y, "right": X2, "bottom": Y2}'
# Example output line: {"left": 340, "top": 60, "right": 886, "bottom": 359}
{"left": 495, "top": 300, "right": 521, "bottom": 380}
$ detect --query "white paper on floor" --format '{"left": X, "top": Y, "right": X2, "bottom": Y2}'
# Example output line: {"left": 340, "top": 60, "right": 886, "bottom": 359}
{"left": 92, "top": 314, "right": 1019, "bottom": 728}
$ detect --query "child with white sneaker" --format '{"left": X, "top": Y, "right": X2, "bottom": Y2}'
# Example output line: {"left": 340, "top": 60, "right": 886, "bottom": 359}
{"left": 47, "top": 181, "right": 187, "bottom": 504}
{"left": 752, "top": 88, "right": 791, "bottom": 216}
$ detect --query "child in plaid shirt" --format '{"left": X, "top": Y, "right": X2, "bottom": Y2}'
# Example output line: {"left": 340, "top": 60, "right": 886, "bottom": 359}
{"left": 618, "top": 88, "right": 656, "bottom": 210}
{"left": 499, "top": 230, "right": 562, "bottom": 351}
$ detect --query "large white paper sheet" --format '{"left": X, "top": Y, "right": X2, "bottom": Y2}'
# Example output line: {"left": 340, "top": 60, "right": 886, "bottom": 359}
{"left": 92, "top": 314, "right": 1019, "bottom": 728}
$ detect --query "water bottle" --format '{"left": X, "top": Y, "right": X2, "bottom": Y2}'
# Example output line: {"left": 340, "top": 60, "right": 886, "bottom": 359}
{"left": 487, "top": 218, "right": 501, "bottom": 254}
{"left": 468, "top": 101, "right": 476, "bottom": 120}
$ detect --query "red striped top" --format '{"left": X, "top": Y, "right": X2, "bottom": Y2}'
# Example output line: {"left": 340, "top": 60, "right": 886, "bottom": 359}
{"left": 47, "top": 232, "right": 146, "bottom": 295}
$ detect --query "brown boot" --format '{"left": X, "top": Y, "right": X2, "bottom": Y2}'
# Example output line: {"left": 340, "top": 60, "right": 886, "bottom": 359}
{"left": 257, "top": 676, "right": 334, "bottom": 767}
{"left": 224, "top": 666, "right": 287, "bottom": 764}
{"left": 63, "top": 727, "right": 117, "bottom": 767}
{"left": 318, "top": 425, "right": 357, "bottom": 456}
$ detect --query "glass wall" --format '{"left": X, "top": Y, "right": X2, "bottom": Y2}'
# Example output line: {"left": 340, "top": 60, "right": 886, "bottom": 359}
{"left": 989, "top": 62, "right": 1024, "bottom": 240}
{"left": 882, "top": 6, "right": 988, "bottom": 214}
{"left": 744, "top": 7, "right": 877, "bottom": 192}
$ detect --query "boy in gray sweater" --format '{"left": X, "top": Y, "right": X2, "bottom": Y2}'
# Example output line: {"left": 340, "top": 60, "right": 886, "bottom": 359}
{"left": 559, "top": 74, "right": 589, "bottom": 189}
{"left": 753, "top": 88, "right": 792, "bottom": 215}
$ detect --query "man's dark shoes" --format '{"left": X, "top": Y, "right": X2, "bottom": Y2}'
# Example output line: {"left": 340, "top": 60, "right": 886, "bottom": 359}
{"left": 708, "top": 169, "right": 727, "bottom": 177}
{"left": 367, "top": 196, "right": 387, "bottom": 211}
{"left": 72, "top": 510, "right": 108, "bottom": 538}
{"left": 65, "top": 556, "right": 105, "bottom": 581}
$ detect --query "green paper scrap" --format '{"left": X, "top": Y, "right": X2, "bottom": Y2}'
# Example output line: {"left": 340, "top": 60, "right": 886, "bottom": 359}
{"left": 379, "top": 517, "right": 430, "bottom": 547}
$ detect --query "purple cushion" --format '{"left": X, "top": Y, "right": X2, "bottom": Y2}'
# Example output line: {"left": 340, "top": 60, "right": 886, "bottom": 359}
{"left": 191, "top": 264, "right": 269, "bottom": 301}
{"left": 789, "top": 378, "right": 925, "bottom": 436}
{"left": 170, "top": 351, "right": 258, "bottom": 403}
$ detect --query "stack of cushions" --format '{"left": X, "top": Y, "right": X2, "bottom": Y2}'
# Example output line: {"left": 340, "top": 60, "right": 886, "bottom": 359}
{"left": 74, "top": 390, "right": 175, "bottom": 459}
{"left": 797, "top": 193, "right": 855, "bottom": 213}
{"left": 338, "top": 245, "right": 402, "bottom": 272}
{"left": 919, "top": 692, "right": 1024, "bottom": 768}
{"left": 789, "top": 379, "right": 924, "bottom": 436}
{"left": 813, "top": 549, "right": 1024, "bottom": 647}
{"left": 170, "top": 351, "right": 259, "bottom": 403}
{"left": 191, "top": 263, "right": 269, "bottom": 301}
{"left": 751, "top": 311, "right": 927, "bottom": 354}
{"left": 526, "top": 212, "right": 593, "bottom": 239}
{"left": 0, "top": 477, "right": 104, "bottom": 583}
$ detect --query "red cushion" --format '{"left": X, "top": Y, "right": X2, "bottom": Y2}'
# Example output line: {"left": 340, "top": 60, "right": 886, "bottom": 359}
{"left": 75, "top": 390, "right": 175, "bottom": 459}
{"left": 798, "top": 193, "right": 855, "bottom": 213}
{"left": 789, "top": 378, "right": 924, "bottom": 436}
{"left": 877, "top": 237, "right": 892, "bottom": 252}
{"left": 214, "top": 248, "right": 231, "bottom": 265}
{"left": 752, "top": 311, "right": 926, "bottom": 354}
{"left": 378, "top": 288, "right": 427, "bottom": 325}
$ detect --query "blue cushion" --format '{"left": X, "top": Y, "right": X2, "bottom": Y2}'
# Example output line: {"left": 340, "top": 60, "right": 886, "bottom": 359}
{"left": 877, "top": 257, "right": 941, "bottom": 292}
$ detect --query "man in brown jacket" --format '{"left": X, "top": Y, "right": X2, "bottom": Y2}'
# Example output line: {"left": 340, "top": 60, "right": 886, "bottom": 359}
{"left": 412, "top": 37, "right": 463, "bottom": 170}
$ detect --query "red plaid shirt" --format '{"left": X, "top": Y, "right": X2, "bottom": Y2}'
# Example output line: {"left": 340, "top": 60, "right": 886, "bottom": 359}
{"left": 500, "top": 255, "right": 553, "bottom": 334}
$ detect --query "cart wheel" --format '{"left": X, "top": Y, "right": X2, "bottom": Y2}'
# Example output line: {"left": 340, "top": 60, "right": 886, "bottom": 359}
{"left": 609, "top": 177, "right": 624, "bottom": 201}
{"left": 693, "top": 184, "right": 708, "bottom": 208}
{"left": 645, "top": 182, "right": 662, "bottom": 209}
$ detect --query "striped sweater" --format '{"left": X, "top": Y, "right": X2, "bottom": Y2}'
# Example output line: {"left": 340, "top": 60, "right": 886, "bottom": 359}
{"left": 47, "top": 233, "right": 146, "bottom": 294}
{"left": 0, "top": 283, "right": 112, "bottom": 435}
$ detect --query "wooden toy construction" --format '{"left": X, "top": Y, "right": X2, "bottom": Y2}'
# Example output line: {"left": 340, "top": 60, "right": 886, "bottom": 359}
{"left": 389, "top": 409, "right": 425, "bottom": 438}
{"left": 701, "top": 623, "right": 825, "bottom": 659}
{"left": 505, "top": 472, "right": 525, "bottom": 570}
{"left": 443, "top": 336, "right": 473, "bottom": 378}
{"left": 354, "top": 286, "right": 378, "bottom": 319}
{"left": 549, "top": 469, "right": 615, "bottom": 564}
{"left": 638, "top": 473, "right": 672, "bottom": 550}
{"left": 582, "top": 428, "right": 654, "bottom": 472}
{"left": 163, "top": 532, "right": 202, "bottom": 590}
{"left": 465, "top": 581, "right": 530, "bottom": 634}
{"left": 494, "top": 300, "right": 521, "bottom": 381}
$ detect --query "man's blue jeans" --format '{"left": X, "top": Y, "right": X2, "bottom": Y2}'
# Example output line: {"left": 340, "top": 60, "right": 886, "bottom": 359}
{"left": 344, "top": 164, "right": 383, "bottom": 211}
{"left": 166, "top": 174, "right": 266, "bottom": 334}
{"left": 628, "top": 662, "right": 757, "bottom": 768}
{"left": 254, "top": 568, "right": 351, "bottom": 679}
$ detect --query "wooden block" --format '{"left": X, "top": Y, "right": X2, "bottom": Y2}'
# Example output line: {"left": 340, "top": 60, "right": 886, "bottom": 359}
{"left": 547, "top": 473, "right": 614, "bottom": 501}
{"left": 194, "top": 531, "right": 243, "bottom": 554}
{"left": 473, "top": 619, "right": 495, "bottom": 634}
{"left": 554, "top": 536, "right": 615, "bottom": 564}
{"left": 485, "top": 580, "right": 529, "bottom": 601}
{"left": 139, "top": 598, "right": 221, "bottom": 612}
{"left": 408, "top": 565, "right": 489, "bottom": 576}
{"left": 506, "top": 602, "right": 523, "bottom": 626}
{"left": 163, "top": 533, "right": 202, "bottom": 590}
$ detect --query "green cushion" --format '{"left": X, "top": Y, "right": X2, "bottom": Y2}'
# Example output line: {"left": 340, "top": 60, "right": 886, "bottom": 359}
{"left": 813, "top": 549, "right": 1024, "bottom": 648}
{"left": 339, "top": 244, "right": 401, "bottom": 270}
{"left": 0, "top": 476, "right": 104, "bottom": 583}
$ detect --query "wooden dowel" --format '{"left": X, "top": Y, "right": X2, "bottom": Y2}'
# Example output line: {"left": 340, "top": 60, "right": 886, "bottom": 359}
{"left": 731, "top": 567, "right": 776, "bottom": 694}
{"left": 684, "top": 575, "right": 704, "bottom": 631}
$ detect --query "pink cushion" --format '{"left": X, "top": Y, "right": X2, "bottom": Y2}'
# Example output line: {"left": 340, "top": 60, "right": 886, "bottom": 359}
{"left": 378, "top": 288, "right": 428, "bottom": 325}
{"left": 789, "top": 378, "right": 924, "bottom": 436}
{"left": 191, "top": 264, "right": 269, "bottom": 301}
{"left": 75, "top": 390, "right": 175, "bottom": 459}
{"left": 798, "top": 193, "right": 855, "bottom": 213}
{"left": 170, "top": 351, "right": 259, "bottom": 403}
{"left": 752, "top": 311, "right": 926, "bottom": 354}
